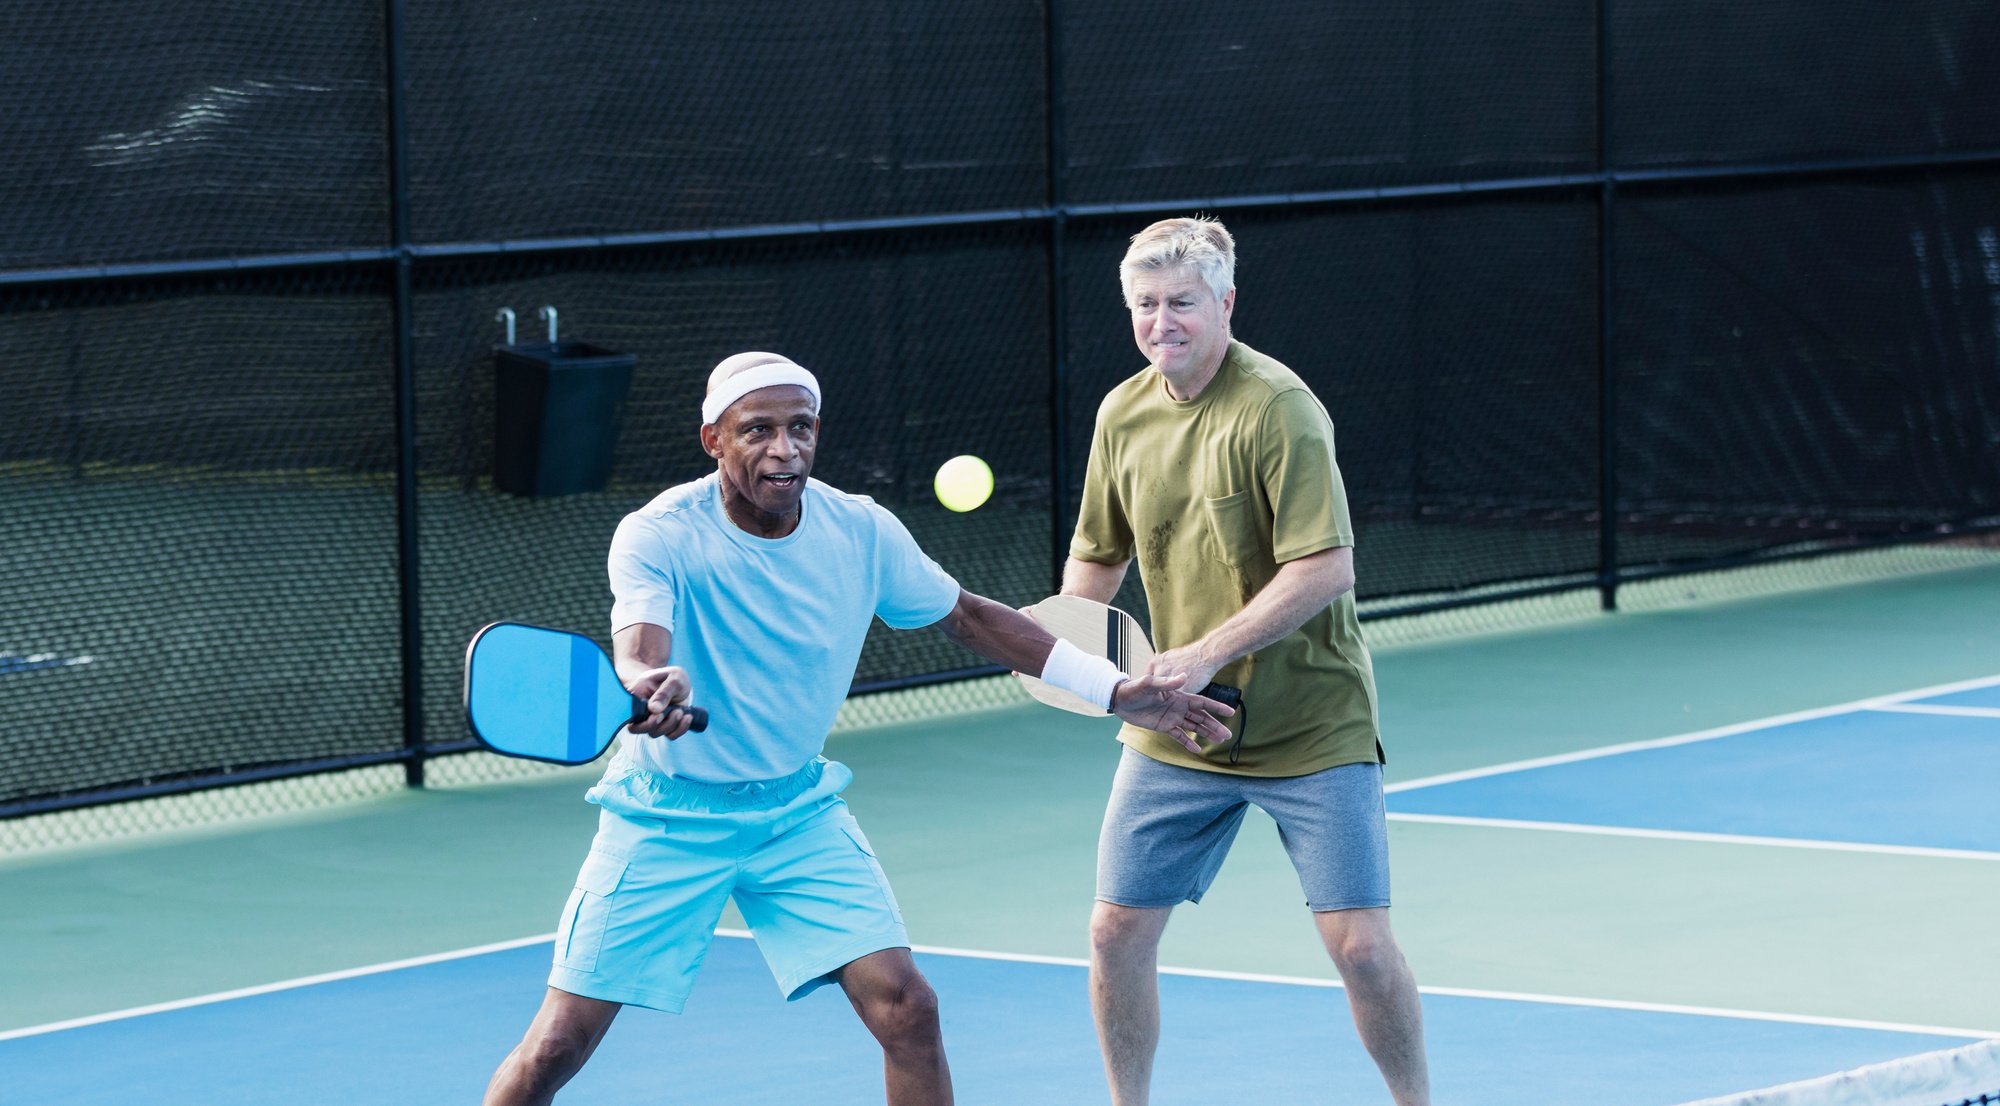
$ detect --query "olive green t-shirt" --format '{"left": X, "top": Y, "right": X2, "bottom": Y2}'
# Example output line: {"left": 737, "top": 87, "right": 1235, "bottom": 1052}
{"left": 1070, "top": 340, "right": 1383, "bottom": 776}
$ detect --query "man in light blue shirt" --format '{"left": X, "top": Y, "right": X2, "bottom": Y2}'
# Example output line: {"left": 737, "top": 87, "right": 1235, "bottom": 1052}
{"left": 484, "top": 353, "right": 1236, "bottom": 1106}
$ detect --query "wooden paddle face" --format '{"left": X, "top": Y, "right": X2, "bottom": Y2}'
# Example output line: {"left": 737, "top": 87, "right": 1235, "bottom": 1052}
{"left": 1016, "top": 595, "right": 1155, "bottom": 715}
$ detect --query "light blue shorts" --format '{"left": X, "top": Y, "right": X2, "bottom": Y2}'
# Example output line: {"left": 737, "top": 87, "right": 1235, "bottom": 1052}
{"left": 1097, "top": 747, "right": 1391, "bottom": 913}
{"left": 546, "top": 755, "right": 907, "bottom": 1013}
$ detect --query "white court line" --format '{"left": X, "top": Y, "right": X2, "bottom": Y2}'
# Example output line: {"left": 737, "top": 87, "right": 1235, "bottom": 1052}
{"left": 1854, "top": 671, "right": 2000, "bottom": 708}
{"left": 1385, "top": 671, "right": 2000, "bottom": 795}
{"left": 1385, "top": 812, "right": 2000, "bottom": 863}
{"left": 8, "top": 929, "right": 1992, "bottom": 1044}
{"left": 1866, "top": 703, "right": 2000, "bottom": 719}
{"left": 0, "top": 934, "right": 556, "bottom": 1042}
{"left": 1405, "top": 985, "right": 2000, "bottom": 1042}
{"left": 875, "top": 935, "right": 2000, "bottom": 1040}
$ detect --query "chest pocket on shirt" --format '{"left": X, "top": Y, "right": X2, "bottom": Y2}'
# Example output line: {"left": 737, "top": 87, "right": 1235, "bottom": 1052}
{"left": 1199, "top": 489, "right": 1262, "bottom": 569}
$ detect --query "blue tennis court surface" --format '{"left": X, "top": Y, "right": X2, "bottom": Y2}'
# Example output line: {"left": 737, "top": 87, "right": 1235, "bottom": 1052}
{"left": 1388, "top": 702, "right": 2000, "bottom": 855}
{"left": 1, "top": 935, "right": 1983, "bottom": 1106}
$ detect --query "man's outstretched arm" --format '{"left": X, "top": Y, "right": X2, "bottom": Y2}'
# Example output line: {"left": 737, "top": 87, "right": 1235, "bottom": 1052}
{"left": 933, "top": 589, "right": 1234, "bottom": 751}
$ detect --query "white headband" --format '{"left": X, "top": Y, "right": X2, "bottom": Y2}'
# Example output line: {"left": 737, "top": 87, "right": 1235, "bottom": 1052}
{"left": 700, "top": 358, "right": 822, "bottom": 426}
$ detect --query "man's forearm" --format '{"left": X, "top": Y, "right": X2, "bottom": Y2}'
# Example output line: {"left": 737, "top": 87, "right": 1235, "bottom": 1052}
{"left": 612, "top": 623, "right": 672, "bottom": 686}
{"left": 1061, "top": 556, "right": 1129, "bottom": 603}
{"left": 1195, "top": 546, "right": 1353, "bottom": 673}
{"left": 939, "top": 590, "right": 1061, "bottom": 674}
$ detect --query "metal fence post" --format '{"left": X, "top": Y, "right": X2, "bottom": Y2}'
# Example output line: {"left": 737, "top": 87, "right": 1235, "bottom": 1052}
{"left": 1597, "top": 0, "right": 1620, "bottom": 612}
{"left": 384, "top": 0, "right": 426, "bottom": 784}
{"left": 1044, "top": 0, "right": 1072, "bottom": 593}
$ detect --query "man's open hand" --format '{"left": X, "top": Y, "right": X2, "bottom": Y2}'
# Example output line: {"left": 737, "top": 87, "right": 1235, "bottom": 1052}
{"left": 1110, "top": 672, "right": 1235, "bottom": 753}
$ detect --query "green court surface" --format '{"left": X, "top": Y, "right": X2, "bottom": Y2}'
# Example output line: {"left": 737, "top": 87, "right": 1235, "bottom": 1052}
{"left": 3, "top": 558, "right": 1999, "bottom": 1093}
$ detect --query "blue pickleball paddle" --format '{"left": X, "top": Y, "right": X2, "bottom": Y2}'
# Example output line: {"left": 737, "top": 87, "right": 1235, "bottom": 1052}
{"left": 463, "top": 622, "right": 707, "bottom": 765}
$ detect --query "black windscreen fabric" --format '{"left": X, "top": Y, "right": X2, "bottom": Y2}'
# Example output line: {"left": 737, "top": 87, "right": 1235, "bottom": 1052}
{"left": 1, "top": 275, "right": 397, "bottom": 473}
{"left": 0, "top": 275, "right": 402, "bottom": 807}
{"left": 1060, "top": 1, "right": 1597, "bottom": 205}
{"left": 0, "top": 1, "right": 386, "bottom": 270}
{"left": 1614, "top": 173, "right": 2000, "bottom": 569}
{"left": 1613, "top": 1, "right": 2000, "bottom": 167}
{"left": 403, "top": 1, "right": 1047, "bottom": 244}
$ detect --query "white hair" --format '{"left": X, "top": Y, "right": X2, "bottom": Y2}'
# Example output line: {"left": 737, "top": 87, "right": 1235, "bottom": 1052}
{"left": 1118, "top": 216, "right": 1236, "bottom": 304}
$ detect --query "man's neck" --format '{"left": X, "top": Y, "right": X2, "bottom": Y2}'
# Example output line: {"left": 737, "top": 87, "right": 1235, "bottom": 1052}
{"left": 721, "top": 488, "right": 801, "bottom": 539}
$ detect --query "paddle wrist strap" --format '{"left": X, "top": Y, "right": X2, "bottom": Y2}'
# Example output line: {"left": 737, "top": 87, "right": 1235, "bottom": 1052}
{"left": 1042, "top": 638, "right": 1126, "bottom": 712}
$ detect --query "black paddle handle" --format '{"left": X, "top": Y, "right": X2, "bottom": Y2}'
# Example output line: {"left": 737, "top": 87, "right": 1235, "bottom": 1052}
{"left": 1197, "top": 682, "right": 1243, "bottom": 711}
{"left": 626, "top": 697, "right": 709, "bottom": 732}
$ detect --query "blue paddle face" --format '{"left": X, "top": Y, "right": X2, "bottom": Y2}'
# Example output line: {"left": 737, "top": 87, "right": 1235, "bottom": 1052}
{"left": 463, "top": 624, "right": 638, "bottom": 764}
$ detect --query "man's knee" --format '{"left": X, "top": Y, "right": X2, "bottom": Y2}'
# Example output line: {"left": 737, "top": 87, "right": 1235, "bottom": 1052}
{"left": 1090, "top": 901, "right": 1169, "bottom": 960}
{"left": 508, "top": 1023, "right": 597, "bottom": 1089}
{"left": 861, "top": 971, "right": 942, "bottom": 1048}
{"left": 1320, "top": 910, "right": 1402, "bottom": 979}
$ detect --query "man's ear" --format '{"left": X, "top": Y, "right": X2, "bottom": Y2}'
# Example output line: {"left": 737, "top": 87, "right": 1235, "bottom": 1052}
{"left": 698, "top": 422, "right": 721, "bottom": 458}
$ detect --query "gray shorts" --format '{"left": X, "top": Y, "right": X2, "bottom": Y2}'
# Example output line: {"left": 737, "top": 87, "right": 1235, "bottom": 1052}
{"left": 1097, "top": 746, "right": 1391, "bottom": 912}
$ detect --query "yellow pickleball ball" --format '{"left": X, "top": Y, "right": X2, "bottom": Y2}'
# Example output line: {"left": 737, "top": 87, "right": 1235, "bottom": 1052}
{"left": 934, "top": 454, "right": 994, "bottom": 512}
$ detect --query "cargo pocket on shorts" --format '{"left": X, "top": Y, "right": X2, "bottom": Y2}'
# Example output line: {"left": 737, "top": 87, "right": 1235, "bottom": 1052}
{"left": 839, "top": 822, "right": 905, "bottom": 925}
{"left": 554, "top": 849, "right": 628, "bottom": 974}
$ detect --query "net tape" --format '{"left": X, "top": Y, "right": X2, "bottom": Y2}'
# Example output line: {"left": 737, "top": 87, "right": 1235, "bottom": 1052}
{"left": 1675, "top": 1039, "right": 2000, "bottom": 1106}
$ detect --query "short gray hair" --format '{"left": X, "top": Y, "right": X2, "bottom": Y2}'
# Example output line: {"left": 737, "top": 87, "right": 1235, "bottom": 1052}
{"left": 1119, "top": 216, "right": 1236, "bottom": 304}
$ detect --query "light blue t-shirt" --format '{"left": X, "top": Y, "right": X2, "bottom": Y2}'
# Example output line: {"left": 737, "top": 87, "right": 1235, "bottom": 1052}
{"left": 604, "top": 473, "right": 960, "bottom": 783}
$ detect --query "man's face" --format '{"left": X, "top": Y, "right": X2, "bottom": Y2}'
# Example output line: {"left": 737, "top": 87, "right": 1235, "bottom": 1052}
{"left": 1127, "top": 266, "right": 1235, "bottom": 385}
{"left": 701, "top": 384, "right": 819, "bottom": 526}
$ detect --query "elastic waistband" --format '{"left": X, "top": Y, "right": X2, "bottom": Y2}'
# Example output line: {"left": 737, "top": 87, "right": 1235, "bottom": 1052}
{"left": 600, "top": 755, "right": 830, "bottom": 815}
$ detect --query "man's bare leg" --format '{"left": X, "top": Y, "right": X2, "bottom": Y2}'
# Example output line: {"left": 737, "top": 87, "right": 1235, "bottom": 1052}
{"left": 1315, "top": 907, "right": 1430, "bottom": 1106}
{"left": 1089, "top": 901, "right": 1175, "bottom": 1106}
{"left": 483, "top": 987, "right": 622, "bottom": 1106}
{"left": 837, "top": 947, "right": 953, "bottom": 1105}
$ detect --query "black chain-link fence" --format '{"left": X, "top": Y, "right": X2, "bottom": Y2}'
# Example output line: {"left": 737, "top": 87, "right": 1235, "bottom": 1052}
{"left": 5, "top": 0, "right": 1999, "bottom": 816}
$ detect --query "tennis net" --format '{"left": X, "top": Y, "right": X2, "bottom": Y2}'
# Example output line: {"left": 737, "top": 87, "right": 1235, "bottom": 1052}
{"left": 1676, "top": 1039, "right": 2000, "bottom": 1106}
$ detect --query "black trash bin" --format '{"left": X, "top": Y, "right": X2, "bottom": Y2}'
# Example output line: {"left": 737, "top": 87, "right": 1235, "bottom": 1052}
{"left": 492, "top": 341, "right": 635, "bottom": 497}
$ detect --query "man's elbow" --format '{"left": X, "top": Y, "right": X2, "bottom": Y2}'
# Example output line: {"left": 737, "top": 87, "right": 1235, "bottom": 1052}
{"left": 936, "top": 589, "right": 980, "bottom": 645}
{"left": 1313, "top": 547, "right": 1356, "bottom": 604}
{"left": 1330, "top": 560, "right": 1356, "bottom": 599}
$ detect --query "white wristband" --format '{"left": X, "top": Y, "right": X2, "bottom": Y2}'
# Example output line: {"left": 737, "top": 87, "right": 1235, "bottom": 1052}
{"left": 1040, "top": 638, "right": 1126, "bottom": 712}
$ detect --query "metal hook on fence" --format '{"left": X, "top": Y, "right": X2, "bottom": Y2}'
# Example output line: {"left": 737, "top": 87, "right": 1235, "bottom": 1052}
{"left": 537, "top": 305, "right": 558, "bottom": 344}
{"left": 495, "top": 307, "right": 516, "bottom": 346}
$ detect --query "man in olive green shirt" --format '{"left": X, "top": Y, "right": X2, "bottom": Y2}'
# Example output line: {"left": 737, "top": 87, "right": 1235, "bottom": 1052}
{"left": 1067, "top": 217, "right": 1430, "bottom": 1106}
